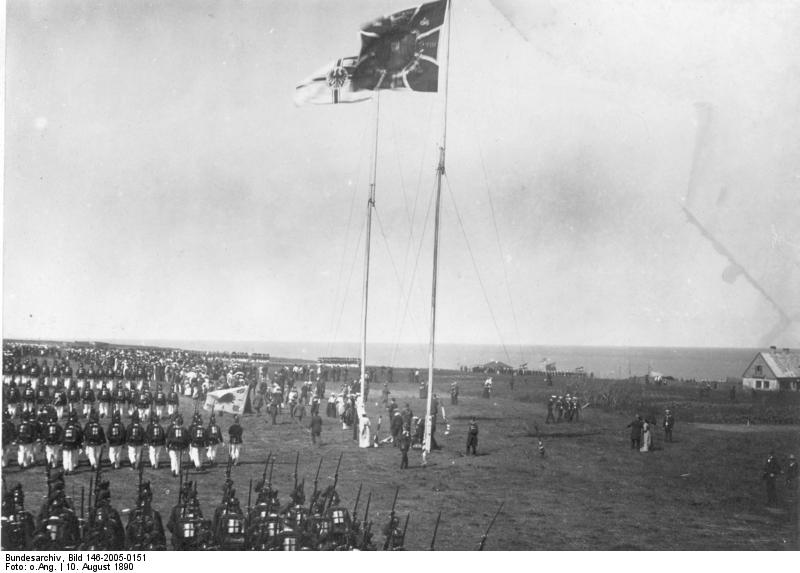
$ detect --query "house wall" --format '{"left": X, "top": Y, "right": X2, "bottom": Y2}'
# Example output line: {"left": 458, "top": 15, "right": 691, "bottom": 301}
{"left": 743, "top": 377, "right": 779, "bottom": 391}
{"left": 742, "top": 354, "right": 775, "bottom": 380}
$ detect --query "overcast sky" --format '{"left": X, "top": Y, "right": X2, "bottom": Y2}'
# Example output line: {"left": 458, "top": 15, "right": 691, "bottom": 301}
{"left": 4, "top": 0, "right": 799, "bottom": 350}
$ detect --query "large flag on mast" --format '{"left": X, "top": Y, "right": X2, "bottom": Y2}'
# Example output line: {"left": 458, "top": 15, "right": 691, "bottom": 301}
{"left": 294, "top": 56, "right": 373, "bottom": 106}
{"left": 352, "top": 0, "right": 446, "bottom": 92}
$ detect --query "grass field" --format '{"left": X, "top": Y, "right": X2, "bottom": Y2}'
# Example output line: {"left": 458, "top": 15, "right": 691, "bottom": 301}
{"left": 4, "top": 369, "right": 799, "bottom": 550}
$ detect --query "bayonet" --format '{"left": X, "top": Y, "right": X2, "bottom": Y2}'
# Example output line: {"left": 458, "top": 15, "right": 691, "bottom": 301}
{"left": 430, "top": 511, "right": 442, "bottom": 551}
{"left": 478, "top": 501, "right": 504, "bottom": 551}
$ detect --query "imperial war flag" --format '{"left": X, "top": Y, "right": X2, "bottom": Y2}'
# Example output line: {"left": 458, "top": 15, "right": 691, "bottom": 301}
{"left": 351, "top": 0, "right": 446, "bottom": 92}
{"left": 294, "top": 56, "right": 373, "bottom": 105}
{"left": 203, "top": 386, "right": 249, "bottom": 415}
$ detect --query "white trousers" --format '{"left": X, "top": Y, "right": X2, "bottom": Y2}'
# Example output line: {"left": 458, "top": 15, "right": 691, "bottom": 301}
{"left": 229, "top": 443, "right": 241, "bottom": 462}
{"left": 148, "top": 445, "right": 163, "bottom": 468}
{"left": 206, "top": 444, "right": 219, "bottom": 464}
{"left": 128, "top": 445, "right": 143, "bottom": 467}
{"left": 168, "top": 449, "right": 181, "bottom": 474}
{"left": 17, "top": 444, "right": 35, "bottom": 467}
{"left": 108, "top": 445, "right": 123, "bottom": 468}
{"left": 86, "top": 444, "right": 102, "bottom": 468}
{"left": 45, "top": 444, "right": 62, "bottom": 467}
{"left": 189, "top": 446, "right": 203, "bottom": 469}
{"left": 62, "top": 449, "right": 78, "bottom": 472}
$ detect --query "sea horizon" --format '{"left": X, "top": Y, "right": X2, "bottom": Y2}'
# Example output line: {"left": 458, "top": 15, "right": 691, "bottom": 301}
{"left": 4, "top": 337, "right": 764, "bottom": 381}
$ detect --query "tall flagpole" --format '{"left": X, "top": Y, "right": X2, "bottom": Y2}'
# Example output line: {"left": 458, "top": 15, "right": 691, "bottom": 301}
{"left": 423, "top": 0, "right": 453, "bottom": 465}
{"left": 360, "top": 93, "right": 381, "bottom": 400}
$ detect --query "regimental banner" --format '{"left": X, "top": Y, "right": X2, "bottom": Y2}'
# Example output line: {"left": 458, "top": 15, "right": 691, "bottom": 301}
{"left": 203, "top": 386, "right": 248, "bottom": 414}
{"left": 352, "top": 0, "right": 446, "bottom": 92}
{"left": 294, "top": 56, "right": 373, "bottom": 105}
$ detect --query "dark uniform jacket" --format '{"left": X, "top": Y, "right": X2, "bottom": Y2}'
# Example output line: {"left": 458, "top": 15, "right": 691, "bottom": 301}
{"left": 228, "top": 424, "right": 243, "bottom": 445}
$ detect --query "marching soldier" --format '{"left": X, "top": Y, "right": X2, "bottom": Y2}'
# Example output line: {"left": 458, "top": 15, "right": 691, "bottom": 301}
{"left": 67, "top": 383, "right": 81, "bottom": 413}
{"left": 154, "top": 385, "right": 167, "bottom": 419}
{"left": 188, "top": 413, "right": 207, "bottom": 470}
{"left": 206, "top": 413, "right": 222, "bottom": 467}
{"left": 466, "top": 416, "right": 479, "bottom": 456}
{"left": 43, "top": 413, "right": 63, "bottom": 469}
{"left": 166, "top": 415, "right": 188, "bottom": 477}
{"left": 112, "top": 383, "right": 127, "bottom": 418}
{"left": 145, "top": 414, "right": 166, "bottom": 470}
{"left": 83, "top": 409, "right": 106, "bottom": 470}
{"left": 6, "top": 381, "right": 20, "bottom": 418}
{"left": 98, "top": 381, "right": 112, "bottom": 419}
{"left": 2, "top": 409, "right": 17, "bottom": 468}
{"left": 138, "top": 386, "right": 152, "bottom": 422}
{"left": 127, "top": 411, "right": 146, "bottom": 470}
{"left": 228, "top": 415, "right": 243, "bottom": 466}
{"left": 35, "top": 382, "right": 50, "bottom": 408}
{"left": 22, "top": 381, "right": 36, "bottom": 412}
{"left": 107, "top": 410, "right": 127, "bottom": 469}
{"left": 167, "top": 386, "right": 179, "bottom": 417}
{"left": 125, "top": 480, "right": 166, "bottom": 550}
{"left": 53, "top": 383, "right": 67, "bottom": 420}
{"left": 61, "top": 411, "right": 83, "bottom": 474}
{"left": 16, "top": 412, "right": 36, "bottom": 469}
{"left": 81, "top": 382, "right": 96, "bottom": 419}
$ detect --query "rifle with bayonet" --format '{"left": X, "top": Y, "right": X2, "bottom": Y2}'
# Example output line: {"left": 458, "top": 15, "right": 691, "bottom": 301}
{"left": 360, "top": 491, "right": 373, "bottom": 550}
{"left": 383, "top": 486, "right": 400, "bottom": 550}
{"left": 310, "top": 456, "right": 323, "bottom": 512}
{"left": 323, "top": 452, "right": 343, "bottom": 513}
{"left": 478, "top": 501, "right": 504, "bottom": 551}
{"left": 430, "top": 511, "right": 442, "bottom": 550}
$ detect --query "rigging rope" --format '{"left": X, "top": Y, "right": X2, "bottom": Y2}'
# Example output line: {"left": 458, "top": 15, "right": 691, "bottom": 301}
{"left": 443, "top": 174, "right": 513, "bottom": 365}
{"left": 475, "top": 136, "right": 526, "bottom": 366}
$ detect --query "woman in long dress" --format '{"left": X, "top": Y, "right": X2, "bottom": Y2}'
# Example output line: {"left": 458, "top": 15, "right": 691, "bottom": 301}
{"left": 640, "top": 420, "right": 652, "bottom": 452}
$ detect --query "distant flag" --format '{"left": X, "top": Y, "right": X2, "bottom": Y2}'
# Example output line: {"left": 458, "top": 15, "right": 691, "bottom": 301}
{"left": 351, "top": 0, "right": 447, "bottom": 92}
{"left": 294, "top": 56, "right": 373, "bottom": 106}
{"left": 203, "top": 386, "right": 248, "bottom": 415}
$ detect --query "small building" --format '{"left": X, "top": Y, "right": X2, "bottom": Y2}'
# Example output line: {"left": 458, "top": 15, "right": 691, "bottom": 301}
{"left": 742, "top": 347, "right": 800, "bottom": 391}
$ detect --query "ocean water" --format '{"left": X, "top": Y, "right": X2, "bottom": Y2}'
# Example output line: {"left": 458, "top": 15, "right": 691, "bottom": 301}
{"left": 116, "top": 339, "right": 758, "bottom": 381}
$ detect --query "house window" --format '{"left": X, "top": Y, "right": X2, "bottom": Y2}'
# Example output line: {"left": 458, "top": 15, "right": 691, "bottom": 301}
{"left": 764, "top": 380, "right": 770, "bottom": 389}
{"left": 756, "top": 380, "right": 762, "bottom": 389}
{"left": 755, "top": 365, "right": 763, "bottom": 376}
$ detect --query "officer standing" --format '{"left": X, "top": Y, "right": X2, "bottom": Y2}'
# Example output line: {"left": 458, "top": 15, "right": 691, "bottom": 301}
{"left": 228, "top": 415, "right": 243, "bottom": 466}
{"left": 763, "top": 452, "right": 782, "bottom": 507}
{"left": 399, "top": 428, "right": 411, "bottom": 469}
{"left": 309, "top": 411, "right": 323, "bottom": 445}
{"left": 466, "top": 417, "right": 479, "bottom": 455}
{"left": 450, "top": 381, "right": 458, "bottom": 405}
{"left": 627, "top": 415, "right": 643, "bottom": 450}
{"left": 166, "top": 415, "right": 187, "bottom": 477}
{"left": 107, "top": 410, "right": 127, "bottom": 469}
{"left": 786, "top": 454, "right": 798, "bottom": 492}
{"left": 663, "top": 409, "right": 675, "bottom": 442}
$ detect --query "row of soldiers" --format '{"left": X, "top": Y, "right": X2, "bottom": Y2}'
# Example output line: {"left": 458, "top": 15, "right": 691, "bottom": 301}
{"left": 545, "top": 394, "right": 582, "bottom": 423}
{"left": 3, "top": 378, "right": 181, "bottom": 421}
{"left": 1, "top": 452, "right": 417, "bottom": 551}
{"left": 2, "top": 406, "right": 243, "bottom": 475}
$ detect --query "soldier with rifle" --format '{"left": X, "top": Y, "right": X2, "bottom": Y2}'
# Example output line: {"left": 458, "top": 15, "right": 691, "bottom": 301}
{"left": 32, "top": 469, "right": 81, "bottom": 549}
{"left": 382, "top": 487, "right": 406, "bottom": 550}
{"left": 81, "top": 473, "right": 125, "bottom": 550}
{"left": 2, "top": 409, "right": 17, "bottom": 468}
{"left": 1, "top": 483, "right": 35, "bottom": 549}
{"left": 125, "top": 466, "right": 166, "bottom": 550}
{"left": 212, "top": 457, "right": 246, "bottom": 549}
{"left": 247, "top": 453, "right": 282, "bottom": 550}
